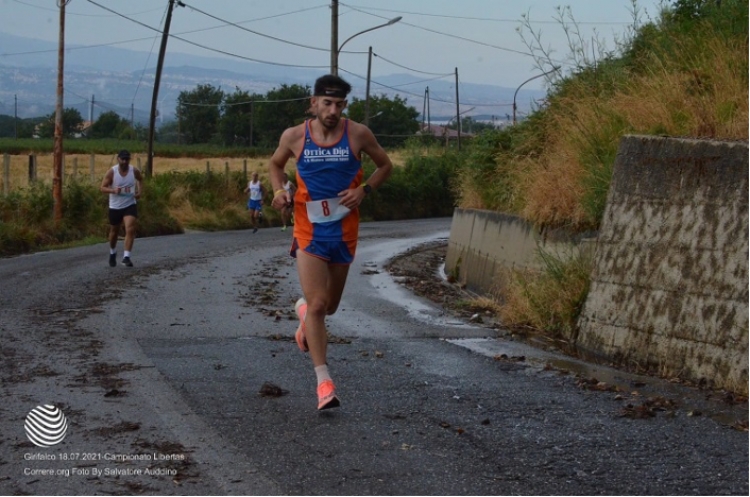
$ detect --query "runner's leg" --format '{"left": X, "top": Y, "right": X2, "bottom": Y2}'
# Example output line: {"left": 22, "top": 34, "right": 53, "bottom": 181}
{"left": 123, "top": 215, "right": 137, "bottom": 252}
{"left": 296, "top": 256, "right": 350, "bottom": 363}
{"left": 108, "top": 223, "right": 120, "bottom": 250}
{"left": 325, "top": 263, "right": 350, "bottom": 315}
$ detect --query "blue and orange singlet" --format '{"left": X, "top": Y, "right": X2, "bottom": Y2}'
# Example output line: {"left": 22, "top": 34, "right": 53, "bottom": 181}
{"left": 293, "top": 119, "right": 363, "bottom": 242}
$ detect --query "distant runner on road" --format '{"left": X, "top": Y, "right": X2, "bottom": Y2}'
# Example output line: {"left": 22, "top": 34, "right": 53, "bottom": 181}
{"left": 269, "top": 74, "right": 393, "bottom": 410}
{"left": 245, "top": 171, "right": 265, "bottom": 234}
{"left": 280, "top": 172, "right": 296, "bottom": 232}
{"left": 100, "top": 149, "right": 143, "bottom": 268}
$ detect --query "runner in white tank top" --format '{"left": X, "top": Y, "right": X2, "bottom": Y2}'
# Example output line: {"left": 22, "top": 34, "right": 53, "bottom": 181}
{"left": 244, "top": 171, "right": 265, "bottom": 233}
{"left": 100, "top": 150, "right": 143, "bottom": 267}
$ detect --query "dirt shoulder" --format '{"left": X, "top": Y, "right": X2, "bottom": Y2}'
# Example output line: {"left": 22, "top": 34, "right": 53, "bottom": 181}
{"left": 384, "top": 239, "right": 749, "bottom": 431}
{"left": 384, "top": 239, "right": 498, "bottom": 326}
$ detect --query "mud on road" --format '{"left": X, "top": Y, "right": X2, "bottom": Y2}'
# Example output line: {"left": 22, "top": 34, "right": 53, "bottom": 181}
{"left": 384, "top": 240, "right": 749, "bottom": 432}
{"left": 384, "top": 239, "right": 491, "bottom": 322}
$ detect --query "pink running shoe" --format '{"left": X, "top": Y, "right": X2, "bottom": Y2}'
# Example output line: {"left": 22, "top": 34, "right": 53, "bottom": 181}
{"left": 317, "top": 379, "right": 340, "bottom": 410}
{"left": 294, "top": 298, "right": 309, "bottom": 352}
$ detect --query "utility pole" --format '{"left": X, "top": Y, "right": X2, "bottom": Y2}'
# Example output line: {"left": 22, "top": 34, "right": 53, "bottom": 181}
{"left": 53, "top": 0, "right": 70, "bottom": 223}
{"left": 147, "top": 0, "right": 179, "bottom": 178}
{"left": 454, "top": 67, "right": 460, "bottom": 151}
{"left": 427, "top": 87, "right": 431, "bottom": 131}
{"left": 330, "top": 0, "right": 338, "bottom": 75}
{"left": 365, "top": 46, "right": 372, "bottom": 126}
{"left": 14, "top": 94, "right": 17, "bottom": 139}
{"left": 249, "top": 100, "right": 254, "bottom": 147}
{"left": 422, "top": 87, "right": 432, "bottom": 133}
{"left": 90, "top": 94, "right": 95, "bottom": 123}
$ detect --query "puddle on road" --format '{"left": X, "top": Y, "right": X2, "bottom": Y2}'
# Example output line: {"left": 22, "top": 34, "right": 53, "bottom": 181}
{"left": 360, "top": 231, "right": 748, "bottom": 430}
{"left": 360, "top": 233, "right": 477, "bottom": 329}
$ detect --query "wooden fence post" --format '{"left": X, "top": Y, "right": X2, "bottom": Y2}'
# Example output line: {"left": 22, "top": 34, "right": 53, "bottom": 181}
{"left": 206, "top": 160, "right": 211, "bottom": 176}
{"left": 28, "top": 154, "right": 36, "bottom": 183}
{"left": 3, "top": 154, "right": 9, "bottom": 195}
{"left": 243, "top": 159, "right": 247, "bottom": 182}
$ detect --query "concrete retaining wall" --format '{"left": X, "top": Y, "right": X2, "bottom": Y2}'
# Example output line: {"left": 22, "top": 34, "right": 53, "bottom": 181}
{"left": 576, "top": 135, "right": 748, "bottom": 393}
{"left": 444, "top": 209, "right": 583, "bottom": 295}
{"left": 445, "top": 135, "right": 748, "bottom": 394}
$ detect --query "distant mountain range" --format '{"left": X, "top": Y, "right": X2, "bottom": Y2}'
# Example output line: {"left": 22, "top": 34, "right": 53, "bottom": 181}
{"left": 0, "top": 32, "right": 544, "bottom": 124}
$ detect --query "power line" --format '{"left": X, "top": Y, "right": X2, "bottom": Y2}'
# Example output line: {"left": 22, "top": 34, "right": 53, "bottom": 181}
{"left": 179, "top": 1, "right": 331, "bottom": 52}
{"left": 340, "top": 68, "right": 513, "bottom": 108}
{"left": 0, "top": 36, "right": 160, "bottom": 57}
{"left": 13, "top": 0, "right": 164, "bottom": 17}
{"left": 372, "top": 52, "right": 453, "bottom": 77}
{"left": 339, "top": 68, "right": 450, "bottom": 104}
{"left": 341, "top": 3, "right": 635, "bottom": 25}
{"left": 180, "top": 95, "right": 311, "bottom": 107}
{"left": 84, "top": 0, "right": 329, "bottom": 69}
{"left": 381, "top": 74, "right": 454, "bottom": 88}
{"left": 0, "top": 7, "right": 344, "bottom": 60}
{"left": 133, "top": 4, "right": 169, "bottom": 106}
{"left": 340, "top": 3, "right": 533, "bottom": 58}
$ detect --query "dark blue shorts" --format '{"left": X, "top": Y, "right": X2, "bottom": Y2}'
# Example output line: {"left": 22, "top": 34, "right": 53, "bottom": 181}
{"left": 290, "top": 238, "right": 356, "bottom": 265}
{"left": 248, "top": 199, "right": 262, "bottom": 211}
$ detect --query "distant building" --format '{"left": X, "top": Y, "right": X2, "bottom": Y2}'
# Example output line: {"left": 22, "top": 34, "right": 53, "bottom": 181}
{"left": 416, "top": 124, "right": 472, "bottom": 142}
{"left": 75, "top": 120, "right": 93, "bottom": 138}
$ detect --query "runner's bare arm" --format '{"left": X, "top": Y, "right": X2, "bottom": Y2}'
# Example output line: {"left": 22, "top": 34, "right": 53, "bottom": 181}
{"left": 100, "top": 169, "right": 115, "bottom": 194}
{"left": 337, "top": 122, "right": 393, "bottom": 209}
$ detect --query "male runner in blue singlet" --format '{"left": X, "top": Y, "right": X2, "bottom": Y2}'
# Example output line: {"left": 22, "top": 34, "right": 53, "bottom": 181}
{"left": 268, "top": 75, "right": 393, "bottom": 410}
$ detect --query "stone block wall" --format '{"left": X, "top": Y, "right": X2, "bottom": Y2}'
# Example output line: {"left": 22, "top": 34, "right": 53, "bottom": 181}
{"left": 445, "top": 135, "right": 748, "bottom": 393}
{"left": 576, "top": 136, "right": 748, "bottom": 393}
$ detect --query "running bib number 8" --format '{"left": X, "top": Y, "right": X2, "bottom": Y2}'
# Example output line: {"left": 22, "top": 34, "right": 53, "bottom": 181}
{"left": 306, "top": 197, "right": 351, "bottom": 224}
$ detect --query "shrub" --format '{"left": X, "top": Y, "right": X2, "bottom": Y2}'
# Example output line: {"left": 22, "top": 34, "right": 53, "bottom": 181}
{"left": 498, "top": 246, "right": 593, "bottom": 341}
{"left": 454, "top": 0, "right": 748, "bottom": 232}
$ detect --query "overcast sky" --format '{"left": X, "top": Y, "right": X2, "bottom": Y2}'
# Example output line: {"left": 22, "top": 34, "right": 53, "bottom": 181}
{"left": 3, "top": 0, "right": 666, "bottom": 90}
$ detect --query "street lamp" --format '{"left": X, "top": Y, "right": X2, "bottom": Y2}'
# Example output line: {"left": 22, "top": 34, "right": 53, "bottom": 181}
{"left": 332, "top": 16, "right": 401, "bottom": 76}
{"left": 512, "top": 66, "right": 560, "bottom": 124}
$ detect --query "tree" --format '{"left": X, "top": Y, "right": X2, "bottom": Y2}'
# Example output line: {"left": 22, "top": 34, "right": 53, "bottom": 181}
{"left": 253, "top": 84, "right": 311, "bottom": 147}
{"left": 36, "top": 107, "right": 84, "bottom": 138}
{"left": 157, "top": 120, "right": 180, "bottom": 144}
{"left": 346, "top": 94, "right": 420, "bottom": 148}
{"left": 89, "top": 110, "right": 131, "bottom": 139}
{"left": 0, "top": 114, "right": 18, "bottom": 137}
{"left": 219, "top": 87, "right": 262, "bottom": 146}
{"left": 176, "top": 84, "right": 224, "bottom": 144}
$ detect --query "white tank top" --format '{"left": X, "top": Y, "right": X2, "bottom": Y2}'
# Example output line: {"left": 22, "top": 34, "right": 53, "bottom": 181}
{"left": 248, "top": 180, "right": 262, "bottom": 201}
{"left": 109, "top": 165, "right": 137, "bottom": 209}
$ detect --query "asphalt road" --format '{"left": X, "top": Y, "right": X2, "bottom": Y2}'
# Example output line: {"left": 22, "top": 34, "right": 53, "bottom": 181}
{"left": 0, "top": 218, "right": 747, "bottom": 496}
